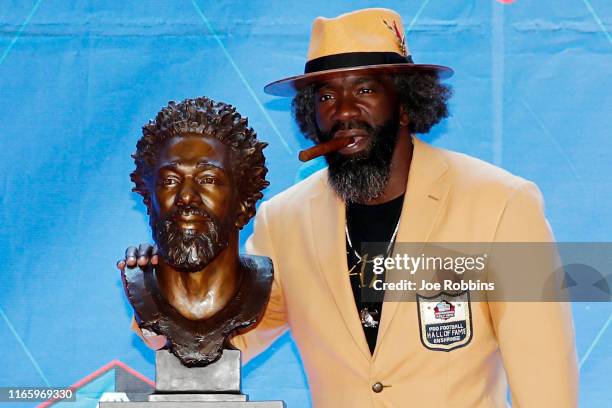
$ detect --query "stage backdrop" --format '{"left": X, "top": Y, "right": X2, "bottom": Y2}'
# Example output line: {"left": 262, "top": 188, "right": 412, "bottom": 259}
{"left": 1, "top": 1, "right": 611, "bottom": 407}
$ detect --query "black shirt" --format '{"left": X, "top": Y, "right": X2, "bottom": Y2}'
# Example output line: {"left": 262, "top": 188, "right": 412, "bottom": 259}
{"left": 345, "top": 194, "right": 405, "bottom": 354}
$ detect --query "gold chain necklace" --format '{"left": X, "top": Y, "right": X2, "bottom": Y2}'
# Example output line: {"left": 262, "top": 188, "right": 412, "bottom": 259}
{"left": 344, "top": 218, "right": 401, "bottom": 263}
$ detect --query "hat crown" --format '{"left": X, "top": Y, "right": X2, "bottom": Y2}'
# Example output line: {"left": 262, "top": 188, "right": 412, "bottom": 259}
{"left": 262, "top": 8, "right": 452, "bottom": 96}
{"left": 307, "top": 8, "right": 410, "bottom": 61}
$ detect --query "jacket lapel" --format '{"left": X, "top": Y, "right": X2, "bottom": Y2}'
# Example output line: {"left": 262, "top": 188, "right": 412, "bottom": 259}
{"left": 309, "top": 174, "right": 372, "bottom": 361}
{"left": 307, "top": 137, "right": 451, "bottom": 362}
{"left": 374, "top": 137, "right": 451, "bottom": 358}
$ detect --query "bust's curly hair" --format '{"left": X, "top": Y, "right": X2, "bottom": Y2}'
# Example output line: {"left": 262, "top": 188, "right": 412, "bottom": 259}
{"left": 292, "top": 72, "right": 452, "bottom": 141}
{"left": 131, "top": 97, "right": 269, "bottom": 229}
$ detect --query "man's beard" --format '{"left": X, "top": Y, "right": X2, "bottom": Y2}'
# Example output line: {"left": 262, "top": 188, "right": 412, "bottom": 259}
{"left": 151, "top": 206, "right": 229, "bottom": 273}
{"left": 319, "top": 117, "right": 400, "bottom": 203}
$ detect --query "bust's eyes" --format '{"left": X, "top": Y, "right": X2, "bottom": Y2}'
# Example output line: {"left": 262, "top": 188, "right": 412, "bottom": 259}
{"left": 161, "top": 176, "right": 179, "bottom": 186}
{"left": 158, "top": 172, "right": 222, "bottom": 187}
{"left": 196, "top": 175, "right": 218, "bottom": 185}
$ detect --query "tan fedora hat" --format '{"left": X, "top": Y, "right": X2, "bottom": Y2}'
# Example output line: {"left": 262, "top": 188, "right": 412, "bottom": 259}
{"left": 264, "top": 8, "right": 453, "bottom": 97}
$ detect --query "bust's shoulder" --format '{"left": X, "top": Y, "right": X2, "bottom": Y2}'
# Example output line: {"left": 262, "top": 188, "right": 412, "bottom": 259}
{"left": 239, "top": 254, "right": 273, "bottom": 283}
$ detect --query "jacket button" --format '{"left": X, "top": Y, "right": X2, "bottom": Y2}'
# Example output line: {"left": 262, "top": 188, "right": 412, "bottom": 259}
{"left": 372, "top": 382, "right": 384, "bottom": 393}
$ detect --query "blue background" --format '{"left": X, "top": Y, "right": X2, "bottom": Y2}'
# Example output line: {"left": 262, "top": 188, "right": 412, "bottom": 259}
{"left": 1, "top": 0, "right": 611, "bottom": 406}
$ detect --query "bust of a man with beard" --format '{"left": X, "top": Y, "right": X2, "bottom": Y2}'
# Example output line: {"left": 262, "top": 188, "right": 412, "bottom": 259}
{"left": 122, "top": 97, "right": 271, "bottom": 367}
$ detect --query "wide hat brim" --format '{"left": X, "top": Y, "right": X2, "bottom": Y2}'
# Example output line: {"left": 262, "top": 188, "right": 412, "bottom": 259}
{"left": 264, "top": 63, "right": 453, "bottom": 97}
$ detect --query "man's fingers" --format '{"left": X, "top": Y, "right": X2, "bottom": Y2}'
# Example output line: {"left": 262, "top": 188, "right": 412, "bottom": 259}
{"left": 137, "top": 243, "right": 153, "bottom": 266}
{"left": 122, "top": 244, "right": 155, "bottom": 269}
{"left": 125, "top": 246, "right": 138, "bottom": 268}
{"left": 116, "top": 259, "right": 126, "bottom": 271}
{"left": 138, "top": 243, "right": 153, "bottom": 258}
{"left": 125, "top": 246, "right": 138, "bottom": 259}
{"left": 151, "top": 245, "right": 159, "bottom": 265}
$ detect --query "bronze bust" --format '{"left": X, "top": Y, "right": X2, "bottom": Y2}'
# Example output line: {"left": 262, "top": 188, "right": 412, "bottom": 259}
{"left": 123, "top": 97, "right": 271, "bottom": 367}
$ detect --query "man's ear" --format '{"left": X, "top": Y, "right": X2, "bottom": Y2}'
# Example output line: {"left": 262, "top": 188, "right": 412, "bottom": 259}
{"left": 399, "top": 106, "right": 410, "bottom": 128}
{"left": 234, "top": 201, "right": 252, "bottom": 230}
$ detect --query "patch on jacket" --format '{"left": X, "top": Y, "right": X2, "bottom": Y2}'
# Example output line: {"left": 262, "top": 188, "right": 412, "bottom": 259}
{"left": 417, "top": 291, "right": 473, "bottom": 351}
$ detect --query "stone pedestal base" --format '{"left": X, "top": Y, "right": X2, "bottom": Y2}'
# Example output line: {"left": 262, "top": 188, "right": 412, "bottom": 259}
{"left": 156, "top": 349, "right": 242, "bottom": 393}
{"left": 99, "top": 350, "right": 284, "bottom": 408}
{"left": 148, "top": 393, "right": 247, "bottom": 402}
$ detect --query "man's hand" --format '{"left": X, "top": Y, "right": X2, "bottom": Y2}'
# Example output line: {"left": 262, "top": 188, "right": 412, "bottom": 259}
{"left": 118, "top": 243, "right": 167, "bottom": 351}
{"left": 116, "top": 243, "right": 159, "bottom": 270}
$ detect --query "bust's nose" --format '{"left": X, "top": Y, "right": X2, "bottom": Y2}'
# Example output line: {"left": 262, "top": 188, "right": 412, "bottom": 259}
{"left": 176, "top": 178, "right": 202, "bottom": 206}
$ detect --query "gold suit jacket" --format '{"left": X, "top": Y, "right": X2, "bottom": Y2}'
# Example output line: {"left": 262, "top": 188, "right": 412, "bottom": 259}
{"left": 232, "top": 137, "right": 578, "bottom": 408}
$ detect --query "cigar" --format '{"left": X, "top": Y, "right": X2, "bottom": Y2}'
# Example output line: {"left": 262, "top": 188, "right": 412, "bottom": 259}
{"left": 298, "top": 137, "right": 354, "bottom": 162}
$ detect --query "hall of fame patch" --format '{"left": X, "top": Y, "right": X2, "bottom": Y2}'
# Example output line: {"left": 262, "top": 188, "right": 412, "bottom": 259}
{"left": 417, "top": 291, "right": 473, "bottom": 351}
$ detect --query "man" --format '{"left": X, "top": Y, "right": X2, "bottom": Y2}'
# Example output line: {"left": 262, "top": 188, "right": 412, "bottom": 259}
{"left": 124, "top": 97, "right": 273, "bottom": 366}
{"left": 122, "top": 8, "right": 578, "bottom": 407}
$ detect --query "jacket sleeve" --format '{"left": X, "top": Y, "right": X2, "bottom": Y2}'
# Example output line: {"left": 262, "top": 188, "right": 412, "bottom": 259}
{"left": 230, "top": 201, "right": 290, "bottom": 364}
{"left": 488, "top": 181, "right": 578, "bottom": 407}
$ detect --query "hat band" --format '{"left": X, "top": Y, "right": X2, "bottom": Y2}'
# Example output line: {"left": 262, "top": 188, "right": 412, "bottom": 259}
{"left": 304, "top": 52, "right": 414, "bottom": 74}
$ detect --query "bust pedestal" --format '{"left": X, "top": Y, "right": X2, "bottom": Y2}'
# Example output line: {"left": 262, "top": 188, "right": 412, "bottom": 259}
{"left": 100, "top": 350, "right": 284, "bottom": 407}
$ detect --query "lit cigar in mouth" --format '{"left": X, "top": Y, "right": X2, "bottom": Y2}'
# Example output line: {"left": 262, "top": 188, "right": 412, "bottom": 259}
{"left": 298, "top": 137, "right": 355, "bottom": 162}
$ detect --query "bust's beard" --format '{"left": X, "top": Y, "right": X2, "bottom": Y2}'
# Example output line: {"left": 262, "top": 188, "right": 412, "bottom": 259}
{"left": 152, "top": 208, "right": 229, "bottom": 272}
{"left": 321, "top": 117, "right": 399, "bottom": 204}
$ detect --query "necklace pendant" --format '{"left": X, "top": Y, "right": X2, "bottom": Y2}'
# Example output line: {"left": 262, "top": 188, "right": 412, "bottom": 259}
{"left": 360, "top": 307, "right": 379, "bottom": 328}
